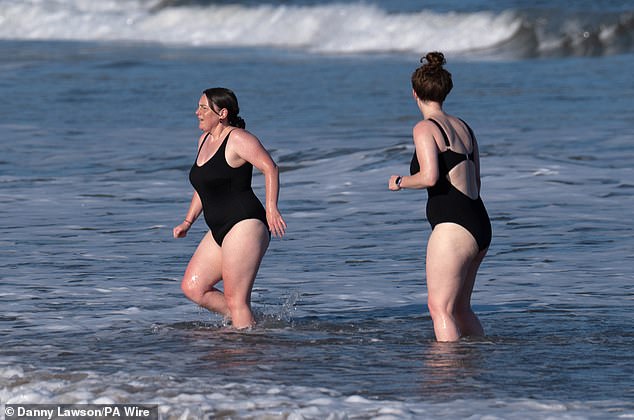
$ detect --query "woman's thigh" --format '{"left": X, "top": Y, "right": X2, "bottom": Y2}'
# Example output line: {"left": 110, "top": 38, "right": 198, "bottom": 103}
{"left": 221, "top": 219, "right": 270, "bottom": 299}
{"left": 425, "top": 223, "right": 478, "bottom": 307}
{"left": 182, "top": 231, "right": 223, "bottom": 294}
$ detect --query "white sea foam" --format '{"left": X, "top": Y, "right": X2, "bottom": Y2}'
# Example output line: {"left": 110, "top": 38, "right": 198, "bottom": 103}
{"left": 2, "top": 0, "right": 629, "bottom": 57}
{"left": 0, "top": 367, "right": 631, "bottom": 419}
{"left": 0, "top": 1, "right": 517, "bottom": 54}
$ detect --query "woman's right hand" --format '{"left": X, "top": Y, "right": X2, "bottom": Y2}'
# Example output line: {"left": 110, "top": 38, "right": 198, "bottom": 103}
{"left": 173, "top": 222, "right": 191, "bottom": 239}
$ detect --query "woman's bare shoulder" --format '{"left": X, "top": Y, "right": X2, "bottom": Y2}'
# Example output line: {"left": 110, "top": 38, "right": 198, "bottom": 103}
{"left": 413, "top": 119, "right": 438, "bottom": 140}
{"left": 228, "top": 128, "right": 260, "bottom": 145}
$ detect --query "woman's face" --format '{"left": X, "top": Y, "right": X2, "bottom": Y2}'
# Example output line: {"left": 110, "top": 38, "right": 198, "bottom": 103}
{"left": 195, "top": 94, "right": 221, "bottom": 132}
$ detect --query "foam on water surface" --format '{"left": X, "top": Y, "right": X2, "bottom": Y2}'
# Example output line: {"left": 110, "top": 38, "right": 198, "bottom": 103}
{"left": 0, "top": 0, "right": 632, "bottom": 57}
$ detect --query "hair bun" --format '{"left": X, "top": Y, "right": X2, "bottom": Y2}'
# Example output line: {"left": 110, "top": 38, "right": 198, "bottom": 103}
{"left": 421, "top": 51, "right": 446, "bottom": 71}
{"left": 231, "top": 115, "right": 246, "bottom": 129}
{"left": 411, "top": 51, "right": 452, "bottom": 103}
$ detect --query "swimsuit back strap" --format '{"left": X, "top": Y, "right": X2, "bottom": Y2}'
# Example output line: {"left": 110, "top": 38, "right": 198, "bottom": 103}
{"left": 459, "top": 118, "right": 476, "bottom": 150}
{"left": 428, "top": 118, "right": 451, "bottom": 148}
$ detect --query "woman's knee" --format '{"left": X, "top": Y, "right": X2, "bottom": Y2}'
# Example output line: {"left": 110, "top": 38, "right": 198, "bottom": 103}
{"left": 427, "top": 297, "right": 451, "bottom": 320}
{"left": 181, "top": 275, "right": 203, "bottom": 303}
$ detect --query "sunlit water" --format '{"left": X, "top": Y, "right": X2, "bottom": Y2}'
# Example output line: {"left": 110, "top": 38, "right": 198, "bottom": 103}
{"left": 1, "top": 1, "right": 633, "bottom": 418}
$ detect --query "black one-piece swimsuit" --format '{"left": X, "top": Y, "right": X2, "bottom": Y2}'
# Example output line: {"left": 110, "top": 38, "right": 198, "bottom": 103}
{"left": 410, "top": 119, "right": 492, "bottom": 251}
{"left": 189, "top": 131, "right": 268, "bottom": 246}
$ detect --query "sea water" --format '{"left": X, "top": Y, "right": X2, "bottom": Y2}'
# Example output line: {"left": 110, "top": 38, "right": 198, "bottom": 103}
{"left": 1, "top": 0, "right": 633, "bottom": 418}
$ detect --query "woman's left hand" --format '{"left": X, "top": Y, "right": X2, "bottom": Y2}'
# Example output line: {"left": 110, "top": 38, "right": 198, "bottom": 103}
{"left": 267, "top": 207, "right": 287, "bottom": 238}
{"left": 388, "top": 175, "right": 402, "bottom": 191}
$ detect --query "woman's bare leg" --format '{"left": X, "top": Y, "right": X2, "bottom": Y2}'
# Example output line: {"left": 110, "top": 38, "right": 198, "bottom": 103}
{"left": 425, "top": 223, "right": 479, "bottom": 342}
{"left": 180, "top": 231, "right": 230, "bottom": 317}
{"left": 221, "top": 219, "right": 270, "bottom": 329}
{"left": 455, "top": 248, "right": 487, "bottom": 337}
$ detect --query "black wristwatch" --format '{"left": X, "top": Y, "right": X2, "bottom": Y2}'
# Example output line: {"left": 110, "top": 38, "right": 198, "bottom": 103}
{"left": 395, "top": 176, "right": 403, "bottom": 188}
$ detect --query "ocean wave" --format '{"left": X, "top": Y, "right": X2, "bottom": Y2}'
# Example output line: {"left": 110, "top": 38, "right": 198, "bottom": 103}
{"left": 0, "top": 0, "right": 632, "bottom": 58}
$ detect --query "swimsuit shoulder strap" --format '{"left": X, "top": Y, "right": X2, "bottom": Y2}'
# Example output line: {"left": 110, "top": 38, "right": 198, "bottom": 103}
{"left": 195, "top": 132, "right": 211, "bottom": 159}
{"left": 219, "top": 129, "right": 237, "bottom": 150}
{"left": 199, "top": 132, "right": 211, "bottom": 150}
{"left": 428, "top": 118, "right": 451, "bottom": 148}
{"left": 458, "top": 118, "right": 476, "bottom": 160}
{"left": 217, "top": 129, "right": 239, "bottom": 165}
{"left": 459, "top": 118, "right": 475, "bottom": 149}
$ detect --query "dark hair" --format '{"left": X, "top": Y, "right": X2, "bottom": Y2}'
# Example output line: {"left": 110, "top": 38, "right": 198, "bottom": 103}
{"left": 411, "top": 52, "right": 453, "bottom": 103}
{"left": 202, "top": 87, "right": 246, "bottom": 129}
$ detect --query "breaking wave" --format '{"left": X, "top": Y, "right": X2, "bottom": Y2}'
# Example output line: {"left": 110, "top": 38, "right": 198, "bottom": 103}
{"left": 0, "top": 0, "right": 632, "bottom": 58}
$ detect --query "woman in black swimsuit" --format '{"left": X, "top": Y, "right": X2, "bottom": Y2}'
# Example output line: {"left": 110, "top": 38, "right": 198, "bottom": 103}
{"left": 173, "top": 87, "right": 286, "bottom": 329}
{"left": 389, "top": 52, "right": 491, "bottom": 342}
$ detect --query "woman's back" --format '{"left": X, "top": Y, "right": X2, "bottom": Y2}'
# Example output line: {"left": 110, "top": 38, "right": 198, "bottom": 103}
{"left": 410, "top": 116, "right": 481, "bottom": 200}
{"left": 431, "top": 116, "right": 480, "bottom": 200}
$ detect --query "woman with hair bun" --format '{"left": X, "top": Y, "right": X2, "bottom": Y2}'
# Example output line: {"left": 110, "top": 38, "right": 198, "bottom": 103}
{"left": 173, "top": 87, "right": 286, "bottom": 329}
{"left": 389, "top": 52, "right": 491, "bottom": 342}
